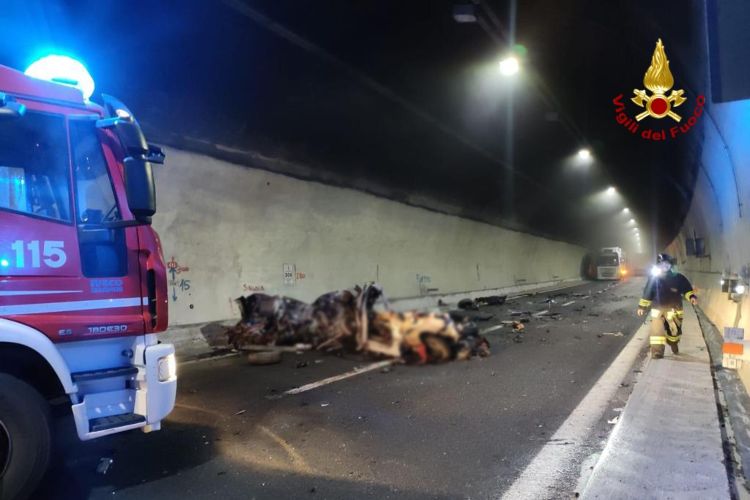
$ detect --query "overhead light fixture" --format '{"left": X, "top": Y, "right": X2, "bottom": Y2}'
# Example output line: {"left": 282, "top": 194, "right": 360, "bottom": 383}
{"left": 606, "top": 186, "right": 616, "bottom": 195}
{"left": 623, "top": 208, "right": 630, "bottom": 214}
{"left": 499, "top": 56, "right": 520, "bottom": 76}
{"left": 577, "top": 148, "right": 591, "bottom": 160}
{"left": 452, "top": 4, "right": 477, "bottom": 23}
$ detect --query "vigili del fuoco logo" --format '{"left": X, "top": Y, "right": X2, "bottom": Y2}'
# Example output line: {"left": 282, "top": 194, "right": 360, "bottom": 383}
{"left": 613, "top": 38, "right": 704, "bottom": 141}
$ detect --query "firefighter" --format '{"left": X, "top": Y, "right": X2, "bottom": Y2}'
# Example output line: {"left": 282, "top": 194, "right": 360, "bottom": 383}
{"left": 637, "top": 253, "right": 698, "bottom": 358}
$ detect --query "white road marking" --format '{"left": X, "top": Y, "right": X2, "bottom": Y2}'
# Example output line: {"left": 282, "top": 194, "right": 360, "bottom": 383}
{"left": 275, "top": 360, "right": 396, "bottom": 397}
{"left": 562, "top": 300, "right": 576, "bottom": 307}
{"left": 499, "top": 322, "right": 648, "bottom": 499}
{"left": 481, "top": 324, "right": 505, "bottom": 334}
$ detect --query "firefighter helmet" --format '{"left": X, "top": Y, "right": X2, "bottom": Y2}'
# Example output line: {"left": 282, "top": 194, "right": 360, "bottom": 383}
{"left": 656, "top": 253, "right": 675, "bottom": 265}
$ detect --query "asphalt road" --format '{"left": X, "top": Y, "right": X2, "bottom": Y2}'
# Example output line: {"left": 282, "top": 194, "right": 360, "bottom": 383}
{"left": 38, "top": 278, "right": 648, "bottom": 500}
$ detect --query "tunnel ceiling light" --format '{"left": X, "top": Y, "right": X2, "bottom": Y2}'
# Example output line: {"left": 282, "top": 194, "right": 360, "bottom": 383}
{"left": 577, "top": 148, "right": 591, "bottom": 160}
{"left": 24, "top": 54, "right": 95, "bottom": 100}
{"left": 606, "top": 186, "right": 616, "bottom": 195}
{"left": 452, "top": 4, "right": 477, "bottom": 23}
{"left": 499, "top": 55, "right": 520, "bottom": 76}
{"left": 623, "top": 208, "right": 630, "bottom": 214}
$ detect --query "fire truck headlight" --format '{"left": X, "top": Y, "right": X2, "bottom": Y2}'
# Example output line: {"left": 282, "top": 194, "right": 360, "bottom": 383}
{"left": 158, "top": 354, "right": 177, "bottom": 381}
{"left": 24, "top": 55, "right": 95, "bottom": 100}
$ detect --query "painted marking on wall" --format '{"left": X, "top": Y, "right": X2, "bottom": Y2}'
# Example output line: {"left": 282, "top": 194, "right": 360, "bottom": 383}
{"left": 417, "top": 274, "right": 432, "bottom": 296}
{"left": 283, "top": 263, "right": 296, "bottom": 286}
{"left": 167, "top": 256, "right": 192, "bottom": 302}
{"left": 242, "top": 284, "right": 266, "bottom": 292}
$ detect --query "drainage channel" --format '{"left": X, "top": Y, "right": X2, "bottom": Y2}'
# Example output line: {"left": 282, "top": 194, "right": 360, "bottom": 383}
{"left": 697, "top": 308, "right": 750, "bottom": 499}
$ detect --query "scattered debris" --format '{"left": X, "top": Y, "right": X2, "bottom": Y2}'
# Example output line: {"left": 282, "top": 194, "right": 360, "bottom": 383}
{"left": 449, "top": 310, "right": 494, "bottom": 323}
{"left": 458, "top": 298, "right": 479, "bottom": 310}
{"left": 96, "top": 457, "right": 114, "bottom": 475}
{"left": 472, "top": 313, "right": 495, "bottom": 322}
{"left": 240, "top": 344, "right": 312, "bottom": 353}
{"left": 234, "top": 409, "right": 247, "bottom": 416}
{"left": 601, "top": 332, "right": 624, "bottom": 337}
{"left": 513, "top": 334, "right": 524, "bottom": 343}
{"left": 247, "top": 351, "right": 283, "bottom": 365}
{"left": 475, "top": 295, "right": 507, "bottom": 306}
{"left": 227, "top": 283, "right": 490, "bottom": 364}
{"left": 512, "top": 321, "right": 525, "bottom": 332}
{"left": 296, "top": 361, "right": 309, "bottom": 368}
{"left": 607, "top": 416, "right": 620, "bottom": 425}
{"left": 613, "top": 407, "right": 624, "bottom": 412}
{"left": 320, "top": 402, "right": 330, "bottom": 407}
{"left": 510, "top": 310, "right": 532, "bottom": 316}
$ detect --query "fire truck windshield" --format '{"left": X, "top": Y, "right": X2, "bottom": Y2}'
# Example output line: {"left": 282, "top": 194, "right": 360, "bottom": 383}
{"left": 0, "top": 111, "right": 71, "bottom": 222}
{"left": 70, "top": 118, "right": 120, "bottom": 224}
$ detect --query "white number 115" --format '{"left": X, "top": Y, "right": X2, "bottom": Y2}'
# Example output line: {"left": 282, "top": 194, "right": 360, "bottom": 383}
{"left": 10, "top": 240, "right": 67, "bottom": 269}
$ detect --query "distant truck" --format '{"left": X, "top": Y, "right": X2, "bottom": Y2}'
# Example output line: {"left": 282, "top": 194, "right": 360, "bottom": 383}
{"left": 596, "top": 247, "right": 626, "bottom": 280}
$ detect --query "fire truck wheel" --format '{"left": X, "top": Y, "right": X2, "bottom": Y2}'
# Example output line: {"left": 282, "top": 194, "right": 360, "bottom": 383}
{"left": 0, "top": 374, "right": 52, "bottom": 500}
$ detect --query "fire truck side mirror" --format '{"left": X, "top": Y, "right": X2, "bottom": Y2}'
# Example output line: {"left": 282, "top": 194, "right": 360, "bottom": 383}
{"left": 0, "top": 92, "right": 26, "bottom": 118}
{"left": 123, "top": 157, "right": 156, "bottom": 223}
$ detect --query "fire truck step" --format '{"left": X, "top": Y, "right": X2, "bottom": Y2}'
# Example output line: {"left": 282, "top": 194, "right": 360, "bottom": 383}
{"left": 89, "top": 413, "right": 146, "bottom": 432}
{"left": 72, "top": 366, "right": 138, "bottom": 383}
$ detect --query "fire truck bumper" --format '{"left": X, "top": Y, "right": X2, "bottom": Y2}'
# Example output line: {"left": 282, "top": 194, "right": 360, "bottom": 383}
{"left": 69, "top": 335, "right": 177, "bottom": 441}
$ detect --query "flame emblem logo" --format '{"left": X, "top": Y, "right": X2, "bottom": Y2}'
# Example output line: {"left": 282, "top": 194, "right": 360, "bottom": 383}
{"left": 631, "top": 39, "right": 686, "bottom": 122}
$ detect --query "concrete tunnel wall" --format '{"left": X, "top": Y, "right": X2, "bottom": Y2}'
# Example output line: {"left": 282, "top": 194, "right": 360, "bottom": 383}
{"left": 152, "top": 147, "right": 587, "bottom": 331}
{"left": 667, "top": 96, "right": 750, "bottom": 388}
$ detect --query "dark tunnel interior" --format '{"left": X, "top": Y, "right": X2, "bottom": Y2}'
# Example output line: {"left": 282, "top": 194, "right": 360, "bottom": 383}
{"left": 0, "top": 0, "right": 711, "bottom": 251}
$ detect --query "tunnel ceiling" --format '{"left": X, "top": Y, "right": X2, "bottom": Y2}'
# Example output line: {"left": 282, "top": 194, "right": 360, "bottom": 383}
{"left": 0, "top": 0, "right": 709, "bottom": 250}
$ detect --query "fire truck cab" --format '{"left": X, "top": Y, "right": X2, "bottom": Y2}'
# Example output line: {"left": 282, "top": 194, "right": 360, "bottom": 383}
{"left": 0, "top": 57, "right": 176, "bottom": 499}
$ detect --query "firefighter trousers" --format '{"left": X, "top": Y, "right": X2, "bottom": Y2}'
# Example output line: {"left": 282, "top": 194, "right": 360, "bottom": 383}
{"left": 649, "top": 309, "right": 683, "bottom": 358}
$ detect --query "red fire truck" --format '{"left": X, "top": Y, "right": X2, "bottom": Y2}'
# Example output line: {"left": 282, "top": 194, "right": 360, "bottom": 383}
{"left": 0, "top": 56, "right": 176, "bottom": 499}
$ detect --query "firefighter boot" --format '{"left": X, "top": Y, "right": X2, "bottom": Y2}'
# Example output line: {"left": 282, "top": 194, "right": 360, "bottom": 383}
{"left": 667, "top": 338, "right": 679, "bottom": 354}
{"left": 650, "top": 342, "right": 665, "bottom": 359}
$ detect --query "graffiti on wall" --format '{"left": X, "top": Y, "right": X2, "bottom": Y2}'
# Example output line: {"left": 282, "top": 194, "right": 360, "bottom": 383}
{"left": 167, "top": 256, "right": 191, "bottom": 303}
{"left": 417, "top": 273, "right": 438, "bottom": 296}
{"left": 282, "top": 263, "right": 307, "bottom": 286}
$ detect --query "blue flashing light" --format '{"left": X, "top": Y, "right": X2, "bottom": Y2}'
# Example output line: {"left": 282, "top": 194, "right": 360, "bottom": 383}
{"left": 0, "top": 259, "right": 9, "bottom": 268}
{"left": 24, "top": 55, "right": 95, "bottom": 100}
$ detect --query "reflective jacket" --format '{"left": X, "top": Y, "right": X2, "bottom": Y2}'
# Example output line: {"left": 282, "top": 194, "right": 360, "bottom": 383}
{"left": 638, "top": 271, "right": 696, "bottom": 310}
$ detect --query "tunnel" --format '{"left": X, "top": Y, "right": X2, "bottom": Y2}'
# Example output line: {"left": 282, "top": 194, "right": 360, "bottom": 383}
{"left": 1, "top": 0, "right": 749, "bottom": 498}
